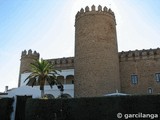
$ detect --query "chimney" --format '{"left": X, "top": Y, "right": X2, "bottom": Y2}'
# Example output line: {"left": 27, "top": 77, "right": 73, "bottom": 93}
{"left": 5, "top": 86, "right": 8, "bottom": 93}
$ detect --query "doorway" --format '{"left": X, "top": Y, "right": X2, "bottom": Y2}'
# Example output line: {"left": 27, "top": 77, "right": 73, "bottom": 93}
{"left": 15, "top": 95, "right": 32, "bottom": 120}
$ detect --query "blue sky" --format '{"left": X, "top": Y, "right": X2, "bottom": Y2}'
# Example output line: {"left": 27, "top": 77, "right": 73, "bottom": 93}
{"left": 0, "top": 0, "right": 160, "bottom": 92}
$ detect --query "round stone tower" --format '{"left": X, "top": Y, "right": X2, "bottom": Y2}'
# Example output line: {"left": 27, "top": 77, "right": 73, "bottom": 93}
{"left": 74, "top": 5, "right": 120, "bottom": 97}
{"left": 18, "top": 49, "right": 39, "bottom": 87}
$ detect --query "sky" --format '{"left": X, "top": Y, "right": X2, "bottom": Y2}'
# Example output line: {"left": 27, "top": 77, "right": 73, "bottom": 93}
{"left": 0, "top": 0, "right": 160, "bottom": 92}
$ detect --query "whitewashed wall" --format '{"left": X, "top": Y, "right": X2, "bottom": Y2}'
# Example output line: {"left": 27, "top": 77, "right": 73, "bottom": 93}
{"left": 1, "top": 68, "right": 74, "bottom": 120}
{"left": 20, "top": 69, "right": 74, "bottom": 86}
{"left": 0, "top": 84, "right": 74, "bottom": 120}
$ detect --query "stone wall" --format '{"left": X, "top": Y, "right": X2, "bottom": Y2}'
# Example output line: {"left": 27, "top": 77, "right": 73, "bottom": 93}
{"left": 119, "top": 48, "right": 160, "bottom": 94}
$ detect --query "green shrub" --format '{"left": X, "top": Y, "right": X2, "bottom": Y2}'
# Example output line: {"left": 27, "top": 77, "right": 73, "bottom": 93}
{"left": 0, "top": 98, "right": 14, "bottom": 120}
{"left": 25, "top": 95, "right": 160, "bottom": 120}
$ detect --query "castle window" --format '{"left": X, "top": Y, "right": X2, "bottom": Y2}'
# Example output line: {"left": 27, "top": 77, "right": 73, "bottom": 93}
{"left": 131, "top": 74, "right": 138, "bottom": 85}
{"left": 148, "top": 88, "right": 153, "bottom": 94}
{"left": 155, "top": 73, "right": 160, "bottom": 82}
{"left": 66, "top": 75, "right": 74, "bottom": 84}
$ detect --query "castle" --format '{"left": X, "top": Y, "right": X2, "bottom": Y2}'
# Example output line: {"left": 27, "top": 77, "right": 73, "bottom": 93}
{"left": 18, "top": 5, "right": 160, "bottom": 97}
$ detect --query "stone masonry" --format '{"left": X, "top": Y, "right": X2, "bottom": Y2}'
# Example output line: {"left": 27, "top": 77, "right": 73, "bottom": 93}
{"left": 74, "top": 5, "right": 120, "bottom": 97}
{"left": 18, "top": 49, "right": 39, "bottom": 86}
{"left": 119, "top": 49, "right": 160, "bottom": 94}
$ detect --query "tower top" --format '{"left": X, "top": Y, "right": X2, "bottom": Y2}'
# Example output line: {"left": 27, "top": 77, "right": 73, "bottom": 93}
{"left": 21, "top": 49, "right": 40, "bottom": 58}
{"left": 75, "top": 5, "right": 115, "bottom": 20}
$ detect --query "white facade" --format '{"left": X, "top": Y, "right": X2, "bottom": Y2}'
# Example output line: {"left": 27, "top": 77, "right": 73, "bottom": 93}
{"left": 18, "top": 68, "right": 74, "bottom": 97}
{"left": 0, "top": 69, "right": 74, "bottom": 120}
{"left": 0, "top": 85, "right": 74, "bottom": 120}
{"left": 20, "top": 69, "right": 74, "bottom": 86}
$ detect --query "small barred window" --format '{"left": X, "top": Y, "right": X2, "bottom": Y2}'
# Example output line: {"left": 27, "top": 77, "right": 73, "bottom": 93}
{"left": 131, "top": 74, "right": 138, "bottom": 85}
{"left": 155, "top": 73, "right": 160, "bottom": 82}
{"left": 148, "top": 88, "right": 153, "bottom": 94}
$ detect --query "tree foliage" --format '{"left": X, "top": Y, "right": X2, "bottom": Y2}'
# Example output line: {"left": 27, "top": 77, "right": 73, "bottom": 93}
{"left": 24, "top": 59, "right": 63, "bottom": 97}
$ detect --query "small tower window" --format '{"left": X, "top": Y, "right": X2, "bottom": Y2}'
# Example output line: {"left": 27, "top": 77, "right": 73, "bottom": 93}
{"left": 148, "top": 88, "right": 153, "bottom": 94}
{"left": 155, "top": 73, "right": 160, "bottom": 82}
{"left": 131, "top": 74, "right": 138, "bottom": 85}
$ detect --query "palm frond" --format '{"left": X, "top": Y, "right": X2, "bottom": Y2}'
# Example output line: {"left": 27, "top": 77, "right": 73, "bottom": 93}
{"left": 24, "top": 58, "right": 62, "bottom": 96}
{"left": 46, "top": 76, "right": 57, "bottom": 88}
{"left": 26, "top": 77, "right": 36, "bottom": 87}
{"left": 57, "top": 82, "right": 64, "bottom": 92}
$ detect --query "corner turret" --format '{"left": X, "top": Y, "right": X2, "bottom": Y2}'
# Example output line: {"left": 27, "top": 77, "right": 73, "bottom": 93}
{"left": 18, "top": 49, "right": 40, "bottom": 87}
{"left": 21, "top": 49, "right": 39, "bottom": 58}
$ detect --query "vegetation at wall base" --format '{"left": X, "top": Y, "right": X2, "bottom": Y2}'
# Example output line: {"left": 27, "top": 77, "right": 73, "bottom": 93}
{"left": 0, "top": 98, "right": 14, "bottom": 120}
{"left": 25, "top": 95, "right": 160, "bottom": 120}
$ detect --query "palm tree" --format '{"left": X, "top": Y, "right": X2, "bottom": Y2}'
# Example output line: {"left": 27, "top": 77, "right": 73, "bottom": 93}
{"left": 24, "top": 59, "right": 63, "bottom": 97}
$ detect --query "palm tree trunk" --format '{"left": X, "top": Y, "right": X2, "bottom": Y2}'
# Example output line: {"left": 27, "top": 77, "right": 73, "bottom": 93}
{"left": 40, "top": 80, "right": 45, "bottom": 97}
{"left": 41, "top": 90, "right": 44, "bottom": 97}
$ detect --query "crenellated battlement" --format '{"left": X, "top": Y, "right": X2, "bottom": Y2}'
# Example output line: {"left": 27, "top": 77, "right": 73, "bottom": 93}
{"left": 119, "top": 48, "right": 160, "bottom": 61}
{"left": 21, "top": 49, "right": 40, "bottom": 58}
{"left": 46, "top": 57, "right": 74, "bottom": 70}
{"left": 75, "top": 5, "right": 115, "bottom": 21}
{"left": 47, "top": 57, "right": 74, "bottom": 65}
{"left": 20, "top": 48, "right": 160, "bottom": 65}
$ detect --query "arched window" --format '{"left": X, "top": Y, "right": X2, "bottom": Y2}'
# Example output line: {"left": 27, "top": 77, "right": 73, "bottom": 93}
{"left": 43, "top": 94, "right": 55, "bottom": 99}
{"left": 57, "top": 76, "right": 65, "bottom": 84}
{"left": 57, "top": 93, "right": 72, "bottom": 98}
{"left": 66, "top": 75, "right": 74, "bottom": 84}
